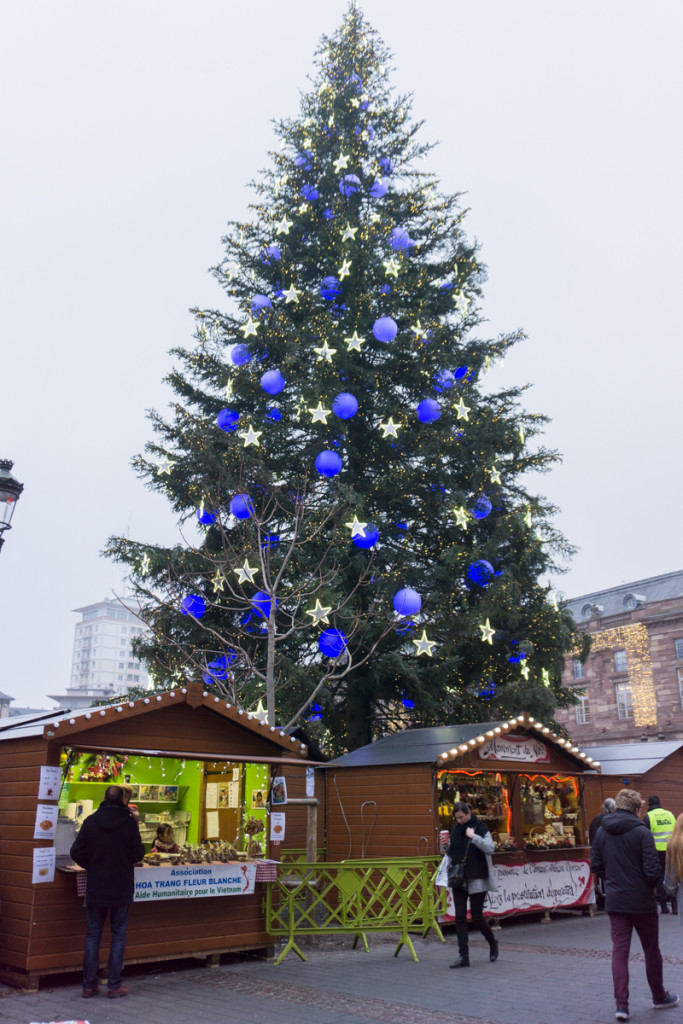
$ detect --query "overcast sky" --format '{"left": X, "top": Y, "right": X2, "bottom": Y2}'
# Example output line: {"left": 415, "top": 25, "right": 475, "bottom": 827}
{"left": 2, "top": 1, "right": 681, "bottom": 710}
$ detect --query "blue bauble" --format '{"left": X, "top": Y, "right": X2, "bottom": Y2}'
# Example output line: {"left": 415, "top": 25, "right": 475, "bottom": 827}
{"left": 393, "top": 587, "right": 422, "bottom": 616}
{"left": 230, "top": 493, "right": 253, "bottom": 519}
{"left": 339, "top": 174, "right": 361, "bottom": 196}
{"left": 379, "top": 157, "right": 394, "bottom": 174}
{"left": 373, "top": 316, "right": 398, "bottom": 343}
{"left": 261, "top": 244, "right": 281, "bottom": 263}
{"left": 216, "top": 409, "right": 239, "bottom": 432}
{"left": 352, "top": 523, "right": 378, "bottom": 549}
{"left": 434, "top": 370, "right": 455, "bottom": 391}
{"left": 416, "top": 399, "right": 441, "bottom": 423}
{"left": 202, "top": 651, "right": 237, "bottom": 684}
{"left": 390, "top": 227, "right": 415, "bottom": 251}
{"left": 261, "top": 533, "right": 280, "bottom": 550}
{"left": 252, "top": 590, "right": 277, "bottom": 619}
{"left": 401, "top": 697, "right": 416, "bottom": 709}
{"left": 333, "top": 392, "right": 358, "bottom": 419}
{"left": 508, "top": 642, "right": 527, "bottom": 664}
{"left": 369, "top": 178, "right": 388, "bottom": 198}
{"left": 320, "top": 276, "right": 342, "bottom": 300}
{"left": 454, "top": 366, "right": 469, "bottom": 379}
{"left": 251, "top": 294, "right": 272, "bottom": 313}
{"left": 301, "top": 184, "right": 319, "bottom": 201}
{"left": 295, "top": 151, "right": 313, "bottom": 170}
{"left": 323, "top": 208, "right": 335, "bottom": 220}
{"left": 466, "top": 560, "right": 495, "bottom": 586}
{"left": 261, "top": 369, "right": 285, "bottom": 395}
{"left": 181, "top": 594, "right": 206, "bottom": 618}
{"left": 315, "top": 450, "right": 343, "bottom": 477}
{"left": 265, "top": 407, "right": 282, "bottom": 422}
{"left": 196, "top": 507, "right": 216, "bottom": 525}
{"left": 230, "top": 344, "right": 251, "bottom": 366}
{"left": 349, "top": 72, "right": 362, "bottom": 93}
{"left": 470, "top": 494, "right": 493, "bottom": 520}
{"left": 319, "top": 629, "right": 347, "bottom": 657}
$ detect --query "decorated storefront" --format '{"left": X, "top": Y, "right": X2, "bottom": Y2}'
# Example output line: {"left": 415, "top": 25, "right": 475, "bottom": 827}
{"left": 323, "top": 712, "right": 603, "bottom": 920}
{"left": 0, "top": 683, "right": 317, "bottom": 990}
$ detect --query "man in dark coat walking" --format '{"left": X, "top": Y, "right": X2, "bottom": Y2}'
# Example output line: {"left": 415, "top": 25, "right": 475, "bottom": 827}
{"left": 591, "top": 788, "right": 678, "bottom": 1021}
{"left": 70, "top": 783, "right": 144, "bottom": 999}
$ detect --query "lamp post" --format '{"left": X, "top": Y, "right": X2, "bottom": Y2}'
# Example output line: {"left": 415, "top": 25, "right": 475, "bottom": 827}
{"left": 0, "top": 460, "right": 24, "bottom": 553}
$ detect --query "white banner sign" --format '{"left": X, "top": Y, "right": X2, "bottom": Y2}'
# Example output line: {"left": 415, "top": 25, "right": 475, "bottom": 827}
{"left": 134, "top": 862, "right": 256, "bottom": 902}
{"left": 440, "top": 858, "right": 593, "bottom": 920}
{"left": 478, "top": 735, "right": 550, "bottom": 763}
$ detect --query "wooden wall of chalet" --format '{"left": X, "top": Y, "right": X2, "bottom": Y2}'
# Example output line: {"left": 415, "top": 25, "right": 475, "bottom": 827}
{"left": 325, "top": 763, "right": 435, "bottom": 860}
{"left": 599, "top": 750, "right": 683, "bottom": 819}
{"left": 0, "top": 698, "right": 309, "bottom": 987}
{"left": 0, "top": 731, "right": 47, "bottom": 983}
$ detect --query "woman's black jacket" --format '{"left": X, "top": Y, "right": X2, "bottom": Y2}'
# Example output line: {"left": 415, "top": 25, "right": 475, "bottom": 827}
{"left": 447, "top": 813, "right": 489, "bottom": 881}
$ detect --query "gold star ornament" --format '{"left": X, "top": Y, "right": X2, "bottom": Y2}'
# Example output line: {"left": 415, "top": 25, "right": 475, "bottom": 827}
{"left": 341, "top": 222, "right": 358, "bottom": 241}
{"left": 454, "top": 397, "right": 471, "bottom": 421}
{"left": 479, "top": 619, "right": 495, "bottom": 645}
{"left": 235, "top": 559, "right": 259, "bottom": 584}
{"left": 413, "top": 630, "right": 436, "bottom": 657}
{"left": 306, "top": 599, "right": 332, "bottom": 625}
{"left": 338, "top": 258, "right": 352, "bottom": 280}
{"left": 239, "top": 317, "right": 259, "bottom": 338}
{"left": 283, "top": 285, "right": 301, "bottom": 304}
{"left": 313, "top": 341, "right": 337, "bottom": 361}
{"left": 275, "top": 215, "right": 293, "bottom": 236}
{"left": 333, "top": 153, "right": 350, "bottom": 173}
{"left": 309, "top": 402, "right": 331, "bottom": 424}
{"left": 379, "top": 418, "right": 400, "bottom": 439}
{"left": 344, "top": 331, "right": 365, "bottom": 352}
{"left": 239, "top": 425, "right": 262, "bottom": 447}
{"left": 345, "top": 516, "right": 367, "bottom": 538}
{"left": 453, "top": 506, "right": 469, "bottom": 529}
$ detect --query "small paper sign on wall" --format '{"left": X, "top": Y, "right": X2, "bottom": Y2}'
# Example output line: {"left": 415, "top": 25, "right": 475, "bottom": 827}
{"left": 205, "top": 810, "right": 220, "bottom": 838}
{"left": 38, "top": 765, "right": 61, "bottom": 801}
{"left": 270, "top": 812, "right": 285, "bottom": 842}
{"left": 32, "top": 847, "right": 55, "bottom": 884}
{"left": 33, "top": 804, "right": 59, "bottom": 840}
{"left": 306, "top": 766, "right": 315, "bottom": 798}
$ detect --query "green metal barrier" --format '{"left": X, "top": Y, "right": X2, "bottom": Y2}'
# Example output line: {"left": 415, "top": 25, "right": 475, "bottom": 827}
{"left": 265, "top": 856, "right": 447, "bottom": 965}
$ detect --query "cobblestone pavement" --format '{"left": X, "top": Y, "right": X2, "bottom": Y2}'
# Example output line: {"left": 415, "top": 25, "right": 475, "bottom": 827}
{"left": 4, "top": 913, "right": 683, "bottom": 1024}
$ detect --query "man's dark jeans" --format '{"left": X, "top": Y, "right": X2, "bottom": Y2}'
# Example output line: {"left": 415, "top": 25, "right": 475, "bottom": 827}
{"left": 609, "top": 911, "right": 666, "bottom": 1010}
{"left": 83, "top": 905, "right": 129, "bottom": 991}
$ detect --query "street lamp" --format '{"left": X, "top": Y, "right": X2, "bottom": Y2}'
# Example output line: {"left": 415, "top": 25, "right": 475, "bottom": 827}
{"left": 0, "top": 460, "right": 24, "bottom": 553}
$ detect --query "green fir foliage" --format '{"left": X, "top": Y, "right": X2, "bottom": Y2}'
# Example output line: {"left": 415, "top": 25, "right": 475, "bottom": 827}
{"left": 105, "top": 7, "right": 579, "bottom": 756}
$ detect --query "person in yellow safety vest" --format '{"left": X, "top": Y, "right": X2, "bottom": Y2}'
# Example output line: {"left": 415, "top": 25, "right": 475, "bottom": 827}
{"left": 645, "top": 795, "right": 678, "bottom": 914}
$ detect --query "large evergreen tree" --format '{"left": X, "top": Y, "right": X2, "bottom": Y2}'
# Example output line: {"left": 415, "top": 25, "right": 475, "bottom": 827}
{"left": 106, "top": 6, "right": 579, "bottom": 755}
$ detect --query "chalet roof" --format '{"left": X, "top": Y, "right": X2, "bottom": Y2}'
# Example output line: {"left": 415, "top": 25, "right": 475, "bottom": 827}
{"left": 582, "top": 740, "right": 683, "bottom": 776}
{"left": 324, "top": 712, "right": 599, "bottom": 771}
{"left": 0, "top": 684, "right": 310, "bottom": 764}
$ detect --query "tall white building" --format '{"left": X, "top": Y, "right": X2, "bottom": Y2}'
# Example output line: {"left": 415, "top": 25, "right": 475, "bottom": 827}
{"left": 47, "top": 598, "right": 152, "bottom": 710}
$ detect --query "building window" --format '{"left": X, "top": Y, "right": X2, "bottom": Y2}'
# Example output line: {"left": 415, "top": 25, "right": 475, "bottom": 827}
{"left": 118, "top": 674, "right": 123, "bottom": 681}
{"left": 572, "top": 659, "right": 585, "bottom": 679}
{"left": 575, "top": 693, "right": 590, "bottom": 724}
{"left": 614, "top": 649, "right": 627, "bottom": 672}
{"left": 118, "top": 662, "right": 124, "bottom": 669}
{"left": 675, "top": 639, "right": 683, "bottom": 660}
{"left": 678, "top": 669, "right": 683, "bottom": 708}
{"left": 616, "top": 682, "right": 633, "bottom": 719}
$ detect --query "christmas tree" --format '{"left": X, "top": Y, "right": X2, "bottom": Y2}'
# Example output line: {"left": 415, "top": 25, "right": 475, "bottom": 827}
{"left": 106, "top": 6, "right": 579, "bottom": 754}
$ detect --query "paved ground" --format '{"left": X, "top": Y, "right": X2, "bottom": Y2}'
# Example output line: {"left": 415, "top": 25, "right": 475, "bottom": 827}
{"left": 4, "top": 912, "right": 683, "bottom": 1024}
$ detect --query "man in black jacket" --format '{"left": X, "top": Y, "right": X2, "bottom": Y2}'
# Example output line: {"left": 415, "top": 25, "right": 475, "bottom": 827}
{"left": 589, "top": 797, "right": 616, "bottom": 912}
{"left": 591, "top": 789, "right": 678, "bottom": 1021}
{"left": 70, "top": 784, "right": 144, "bottom": 999}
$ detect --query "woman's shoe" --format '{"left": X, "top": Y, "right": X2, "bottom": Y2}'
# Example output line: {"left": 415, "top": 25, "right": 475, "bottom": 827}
{"left": 489, "top": 942, "right": 499, "bottom": 962}
{"left": 449, "top": 956, "right": 470, "bottom": 968}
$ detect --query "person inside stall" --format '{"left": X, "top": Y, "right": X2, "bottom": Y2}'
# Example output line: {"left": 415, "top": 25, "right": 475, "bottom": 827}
{"left": 150, "top": 824, "right": 179, "bottom": 854}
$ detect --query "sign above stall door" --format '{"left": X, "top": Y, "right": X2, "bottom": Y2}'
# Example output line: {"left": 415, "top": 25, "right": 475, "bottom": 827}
{"left": 478, "top": 734, "right": 550, "bottom": 763}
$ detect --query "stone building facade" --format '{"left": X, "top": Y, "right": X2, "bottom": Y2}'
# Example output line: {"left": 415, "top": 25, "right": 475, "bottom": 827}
{"left": 555, "top": 570, "right": 683, "bottom": 747}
